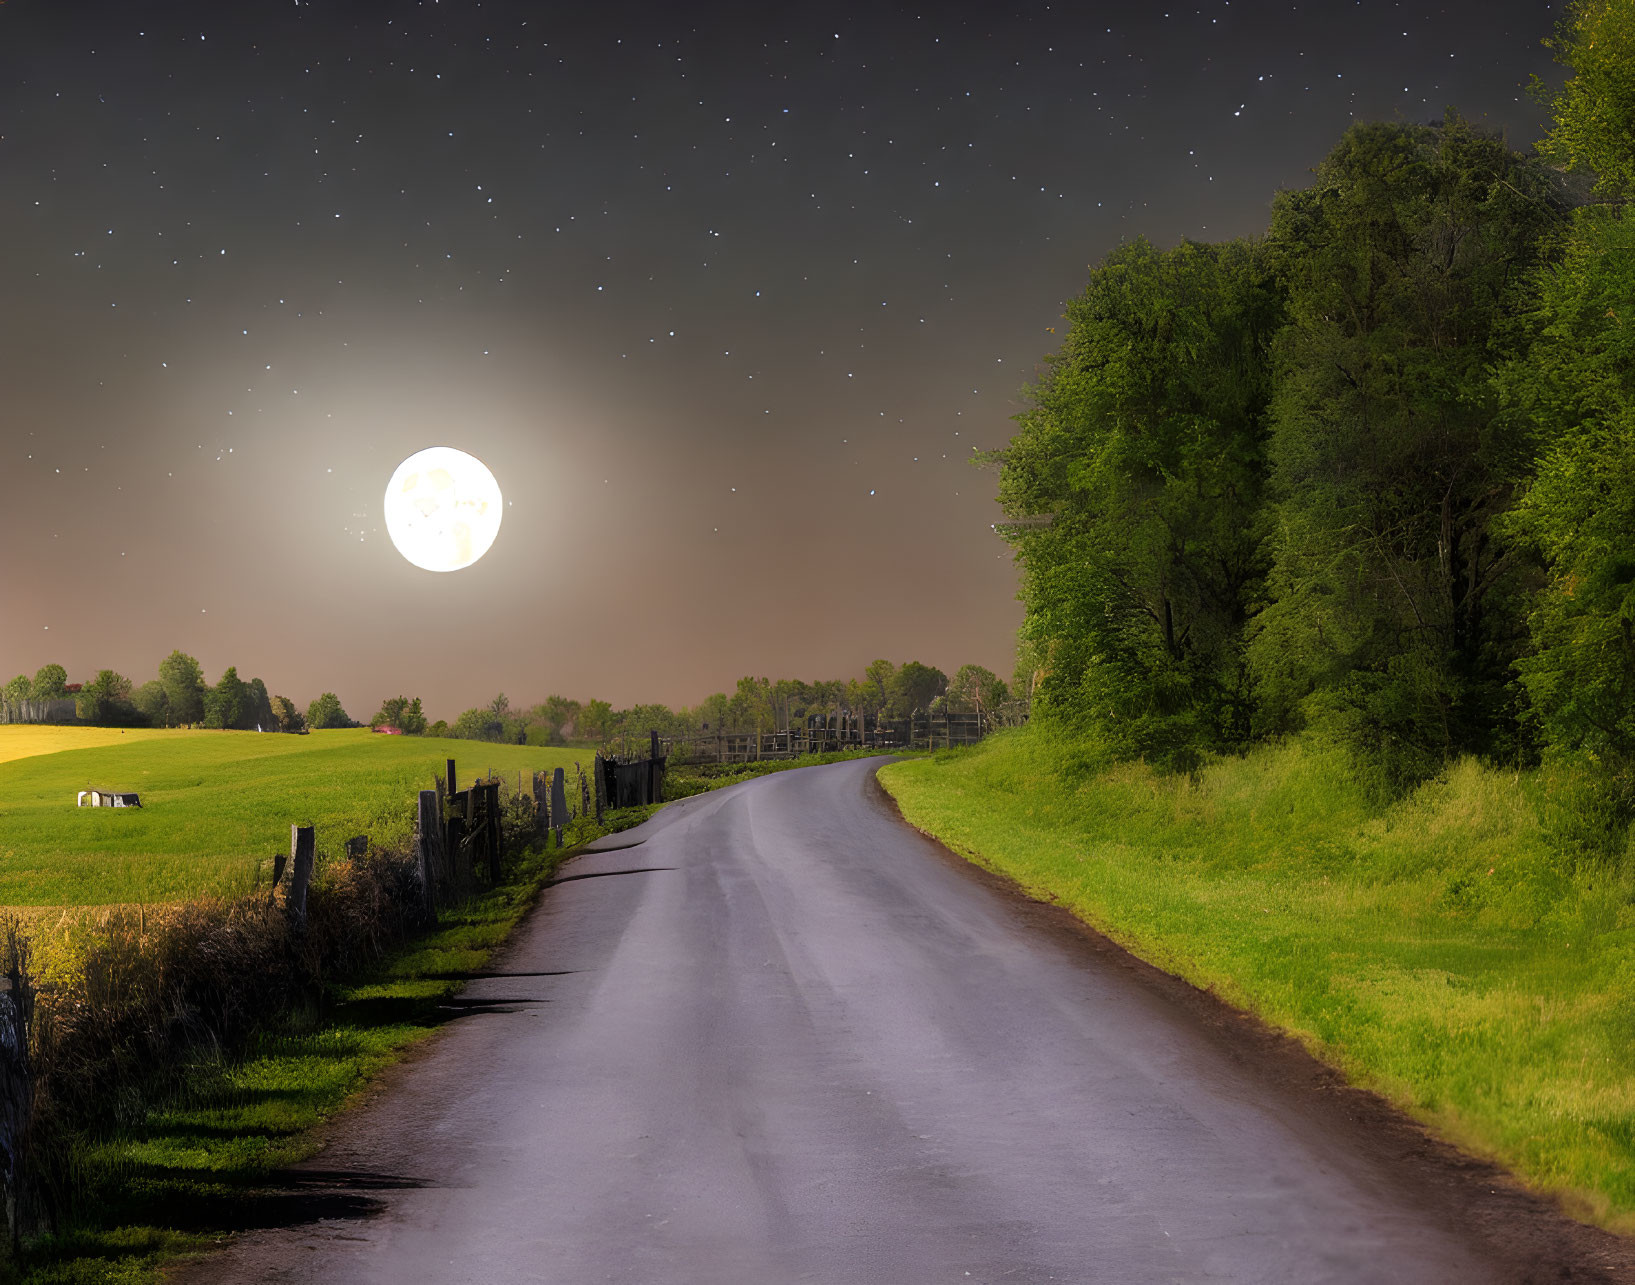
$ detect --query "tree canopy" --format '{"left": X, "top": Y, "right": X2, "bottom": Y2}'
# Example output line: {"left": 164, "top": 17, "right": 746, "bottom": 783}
{"left": 1503, "top": 0, "right": 1635, "bottom": 824}
{"left": 995, "top": 105, "right": 1623, "bottom": 799}
{"left": 204, "top": 667, "right": 249, "bottom": 730}
{"left": 306, "top": 692, "right": 351, "bottom": 730}
{"left": 29, "top": 664, "right": 68, "bottom": 701}
{"left": 1248, "top": 114, "right": 1561, "bottom": 786}
{"left": 372, "top": 695, "right": 428, "bottom": 734}
{"left": 996, "top": 235, "right": 1282, "bottom": 767}
{"left": 1534, "top": 0, "right": 1635, "bottom": 200}
{"left": 158, "top": 651, "right": 206, "bottom": 727}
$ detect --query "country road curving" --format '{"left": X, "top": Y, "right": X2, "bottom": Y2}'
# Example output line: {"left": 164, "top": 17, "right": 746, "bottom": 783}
{"left": 175, "top": 757, "right": 1630, "bottom": 1284}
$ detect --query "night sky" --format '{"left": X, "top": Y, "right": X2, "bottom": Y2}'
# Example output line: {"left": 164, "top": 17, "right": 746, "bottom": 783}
{"left": 0, "top": 1, "right": 1558, "bottom": 719}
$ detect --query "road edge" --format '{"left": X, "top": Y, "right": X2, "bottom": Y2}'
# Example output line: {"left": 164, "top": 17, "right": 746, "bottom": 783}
{"left": 865, "top": 761, "right": 1635, "bottom": 1284}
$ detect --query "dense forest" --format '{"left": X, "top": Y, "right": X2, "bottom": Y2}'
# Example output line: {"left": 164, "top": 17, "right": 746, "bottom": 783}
{"left": 995, "top": 1, "right": 1633, "bottom": 844}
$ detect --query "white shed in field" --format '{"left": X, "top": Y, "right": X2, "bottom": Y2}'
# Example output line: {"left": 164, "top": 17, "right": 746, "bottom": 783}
{"left": 77, "top": 789, "right": 141, "bottom": 808}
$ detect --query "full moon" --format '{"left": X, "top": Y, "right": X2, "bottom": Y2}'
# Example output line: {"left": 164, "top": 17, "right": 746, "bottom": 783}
{"left": 383, "top": 447, "right": 504, "bottom": 573}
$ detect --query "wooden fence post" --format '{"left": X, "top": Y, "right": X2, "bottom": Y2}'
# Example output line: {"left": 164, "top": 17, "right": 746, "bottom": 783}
{"left": 551, "top": 767, "right": 567, "bottom": 848}
{"left": 288, "top": 824, "right": 315, "bottom": 932}
{"left": 593, "top": 754, "right": 605, "bottom": 824}
{"left": 461, "top": 787, "right": 477, "bottom": 887}
{"left": 487, "top": 781, "right": 503, "bottom": 882}
{"left": 447, "top": 811, "right": 466, "bottom": 888}
{"left": 416, "top": 790, "right": 440, "bottom": 922}
{"left": 446, "top": 758, "right": 457, "bottom": 799}
{"left": 0, "top": 923, "right": 36, "bottom": 1253}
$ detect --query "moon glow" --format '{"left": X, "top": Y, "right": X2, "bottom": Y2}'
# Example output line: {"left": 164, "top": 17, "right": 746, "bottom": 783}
{"left": 383, "top": 447, "right": 503, "bottom": 573}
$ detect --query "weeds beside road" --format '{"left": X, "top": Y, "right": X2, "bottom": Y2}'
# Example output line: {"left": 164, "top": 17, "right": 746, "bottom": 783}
{"left": 878, "top": 728, "right": 1635, "bottom": 1233}
{"left": 10, "top": 808, "right": 649, "bottom": 1285}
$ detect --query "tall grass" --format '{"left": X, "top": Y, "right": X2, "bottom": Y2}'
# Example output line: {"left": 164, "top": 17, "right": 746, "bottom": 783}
{"left": 878, "top": 728, "right": 1635, "bottom": 1229}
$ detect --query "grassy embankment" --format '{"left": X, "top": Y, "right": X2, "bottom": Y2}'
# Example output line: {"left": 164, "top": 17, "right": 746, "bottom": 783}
{"left": 878, "top": 729, "right": 1635, "bottom": 1230}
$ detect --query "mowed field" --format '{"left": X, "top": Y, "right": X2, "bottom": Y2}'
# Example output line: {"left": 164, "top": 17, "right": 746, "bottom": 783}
{"left": 0, "top": 727, "right": 588, "bottom": 906}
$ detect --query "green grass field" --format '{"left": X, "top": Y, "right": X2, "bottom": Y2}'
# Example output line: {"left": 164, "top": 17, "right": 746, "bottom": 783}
{"left": 0, "top": 728, "right": 589, "bottom": 906}
{"left": 879, "top": 729, "right": 1635, "bottom": 1230}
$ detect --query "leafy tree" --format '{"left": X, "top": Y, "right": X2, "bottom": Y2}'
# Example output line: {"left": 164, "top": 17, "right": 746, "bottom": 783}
{"left": 400, "top": 697, "right": 427, "bottom": 734}
{"left": 611, "top": 703, "right": 682, "bottom": 743}
{"left": 862, "top": 660, "right": 897, "bottom": 718}
{"left": 306, "top": 691, "right": 351, "bottom": 730}
{"left": 729, "top": 676, "right": 773, "bottom": 734}
{"left": 158, "top": 650, "right": 206, "bottom": 726}
{"left": 1503, "top": 4, "right": 1635, "bottom": 832}
{"left": 807, "top": 679, "right": 847, "bottom": 722}
{"left": 996, "top": 235, "right": 1282, "bottom": 765}
{"left": 29, "top": 664, "right": 68, "bottom": 701}
{"left": 452, "top": 700, "right": 522, "bottom": 742}
{"left": 204, "top": 667, "right": 249, "bottom": 730}
{"left": 526, "top": 694, "right": 581, "bottom": 743}
{"left": 1012, "top": 640, "right": 1044, "bottom": 708}
{"left": 132, "top": 680, "right": 170, "bottom": 726}
{"left": 948, "top": 664, "right": 1009, "bottom": 714}
{"left": 372, "top": 695, "right": 428, "bottom": 734}
{"left": 243, "top": 677, "right": 276, "bottom": 731}
{"left": 76, "top": 669, "right": 135, "bottom": 724}
{"left": 579, "top": 698, "right": 614, "bottom": 740}
{"left": 770, "top": 679, "right": 809, "bottom": 732}
{"left": 268, "top": 694, "right": 306, "bottom": 733}
{"left": 452, "top": 707, "right": 495, "bottom": 740}
{"left": 1533, "top": 0, "right": 1635, "bottom": 199}
{"left": 1247, "top": 115, "right": 1562, "bottom": 787}
{"left": 3, "top": 675, "right": 28, "bottom": 703}
{"left": 696, "top": 692, "right": 730, "bottom": 732}
{"left": 889, "top": 662, "right": 948, "bottom": 717}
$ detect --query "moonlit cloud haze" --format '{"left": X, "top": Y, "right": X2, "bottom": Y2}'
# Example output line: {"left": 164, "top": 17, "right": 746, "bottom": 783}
{"left": 0, "top": 0, "right": 1554, "bottom": 718}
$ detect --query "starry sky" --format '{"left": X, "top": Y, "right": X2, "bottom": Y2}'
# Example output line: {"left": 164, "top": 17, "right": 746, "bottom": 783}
{"left": 0, "top": 0, "right": 1559, "bottom": 719}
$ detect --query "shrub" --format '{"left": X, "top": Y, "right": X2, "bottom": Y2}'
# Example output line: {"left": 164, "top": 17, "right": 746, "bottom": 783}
{"left": 16, "top": 841, "right": 426, "bottom": 1235}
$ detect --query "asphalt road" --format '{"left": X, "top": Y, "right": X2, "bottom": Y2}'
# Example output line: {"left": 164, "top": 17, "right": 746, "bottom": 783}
{"left": 179, "top": 757, "right": 1626, "bottom": 1284}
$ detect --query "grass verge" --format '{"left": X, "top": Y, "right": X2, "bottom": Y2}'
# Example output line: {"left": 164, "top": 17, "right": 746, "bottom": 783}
{"left": 877, "top": 728, "right": 1635, "bottom": 1231}
{"left": 9, "top": 804, "right": 656, "bottom": 1285}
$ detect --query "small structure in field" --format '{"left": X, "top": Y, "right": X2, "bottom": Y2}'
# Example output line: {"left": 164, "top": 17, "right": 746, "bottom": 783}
{"left": 371, "top": 725, "right": 403, "bottom": 735}
{"left": 77, "top": 789, "right": 141, "bottom": 808}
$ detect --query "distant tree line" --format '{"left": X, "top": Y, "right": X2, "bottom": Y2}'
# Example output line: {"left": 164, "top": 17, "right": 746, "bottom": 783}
{"left": 3, "top": 655, "right": 1011, "bottom": 749}
{"left": 425, "top": 658, "right": 1014, "bottom": 747}
{"left": 994, "top": 2, "right": 1634, "bottom": 836}
{"left": 3, "top": 653, "right": 350, "bottom": 733}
